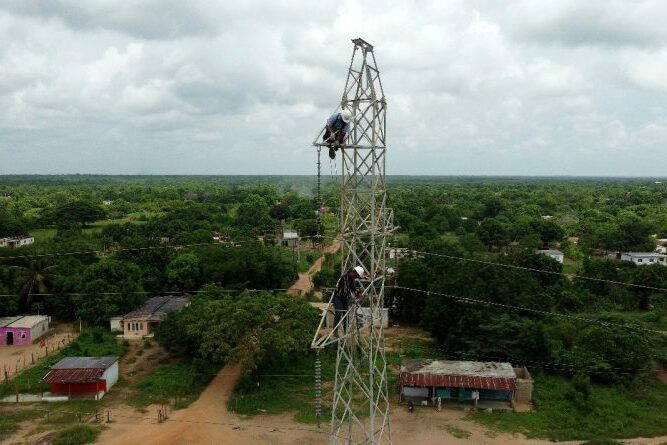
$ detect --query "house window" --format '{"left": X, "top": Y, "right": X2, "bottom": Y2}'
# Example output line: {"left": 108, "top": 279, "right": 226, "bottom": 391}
{"left": 20, "top": 332, "right": 26, "bottom": 338}
{"left": 140, "top": 322, "right": 143, "bottom": 330}
{"left": 650, "top": 259, "right": 655, "bottom": 263}
{"left": 637, "top": 259, "right": 643, "bottom": 263}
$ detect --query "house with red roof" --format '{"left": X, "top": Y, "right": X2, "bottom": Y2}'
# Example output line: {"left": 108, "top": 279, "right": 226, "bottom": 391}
{"left": 399, "top": 359, "right": 532, "bottom": 409}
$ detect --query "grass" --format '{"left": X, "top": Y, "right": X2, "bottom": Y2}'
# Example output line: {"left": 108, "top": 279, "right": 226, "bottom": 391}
{"left": 129, "top": 361, "right": 219, "bottom": 409}
{"left": 441, "top": 424, "right": 471, "bottom": 439}
{"left": 229, "top": 352, "right": 336, "bottom": 423}
{"left": 0, "top": 408, "right": 43, "bottom": 441}
{"left": 580, "top": 440, "right": 624, "bottom": 445}
{"left": 473, "top": 373, "right": 667, "bottom": 441}
{"left": 0, "top": 328, "right": 127, "bottom": 398}
{"left": 52, "top": 424, "right": 102, "bottom": 445}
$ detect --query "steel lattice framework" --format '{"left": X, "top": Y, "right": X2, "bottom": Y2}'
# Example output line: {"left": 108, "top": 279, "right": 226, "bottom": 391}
{"left": 312, "top": 38, "right": 394, "bottom": 445}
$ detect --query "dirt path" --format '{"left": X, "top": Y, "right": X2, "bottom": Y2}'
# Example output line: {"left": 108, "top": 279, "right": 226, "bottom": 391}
{"left": 96, "top": 364, "right": 325, "bottom": 445}
{"left": 287, "top": 239, "right": 341, "bottom": 297}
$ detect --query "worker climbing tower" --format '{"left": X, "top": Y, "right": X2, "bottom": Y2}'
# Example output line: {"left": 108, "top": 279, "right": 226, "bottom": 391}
{"left": 312, "top": 38, "right": 394, "bottom": 445}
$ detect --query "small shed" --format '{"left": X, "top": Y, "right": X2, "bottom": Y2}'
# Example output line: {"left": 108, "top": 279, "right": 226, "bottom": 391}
{"left": 277, "top": 229, "right": 300, "bottom": 248}
{"left": 42, "top": 356, "right": 119, "bottom": 400}
{"left": 0, "top": 315, "right": 49, "bottom": 346}
{"left": 400, "top": 359, "right": 532, "bottom": 409}
{"left": 535, "top": 249, "right": 564, "bottom": 263}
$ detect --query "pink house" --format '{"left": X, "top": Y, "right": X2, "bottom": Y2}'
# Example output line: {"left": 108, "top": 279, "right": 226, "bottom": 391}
{"left": 0, "top": 315, "right": 50, "bottom": 346}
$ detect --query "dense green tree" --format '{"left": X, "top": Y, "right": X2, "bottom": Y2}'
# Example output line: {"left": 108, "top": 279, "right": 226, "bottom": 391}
{"left": 166, "top": 253, "right": 201, "bottom": 291}
{"left": 71, "top": 258, "right": 144, "bottom": 325}
{"left": 48, "top": 201, "right": 105, "bottom": 227}
{"left": 155, "top": 290, "right": 318, "bottom": 373}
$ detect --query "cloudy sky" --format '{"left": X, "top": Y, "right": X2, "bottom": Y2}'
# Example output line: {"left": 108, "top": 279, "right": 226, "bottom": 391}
{"left": 1, "top": 0, "right": 666, "bottom": 176}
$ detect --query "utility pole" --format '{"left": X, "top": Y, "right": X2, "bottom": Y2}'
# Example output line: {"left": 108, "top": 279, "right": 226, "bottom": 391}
{"left": 312, "top": 38, "right": 394, "bottom": 445}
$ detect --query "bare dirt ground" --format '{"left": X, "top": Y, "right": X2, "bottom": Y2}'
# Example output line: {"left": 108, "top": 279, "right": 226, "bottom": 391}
{"left": 95, "top": 362, "right": 667, "bottom": 445}
{"left": 287, "top": 239, "right": 341, "bottom": 298}
{"left": 0, "top": 323, "right": 76, "bottom": 378}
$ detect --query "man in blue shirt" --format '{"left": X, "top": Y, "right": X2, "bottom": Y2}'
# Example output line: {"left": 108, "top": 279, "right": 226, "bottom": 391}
{"left": 323, "top": 109, "right": 354, "bottom": 159}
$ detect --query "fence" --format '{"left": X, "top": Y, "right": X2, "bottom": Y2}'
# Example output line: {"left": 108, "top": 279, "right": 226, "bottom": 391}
{"left": 2, "top": 332, "right": 76, "bottom": 384}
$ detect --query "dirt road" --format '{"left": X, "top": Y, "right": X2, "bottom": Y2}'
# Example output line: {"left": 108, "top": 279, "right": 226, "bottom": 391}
{"left": 96, "top": 379, "right": 667, "bottom": 445}
{"left": 287, "top": 239, "right": 340, "bottom": 297}
{"left": 96, "top": 364, "right": 325, "bottom": 445}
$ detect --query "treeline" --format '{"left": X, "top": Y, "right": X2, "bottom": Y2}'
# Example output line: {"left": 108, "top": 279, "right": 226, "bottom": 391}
{"left": 388, "top": 240, "right": 667, "bottom": 383}
{"left": 0, "top": 179, "right": 327, "bottom": 322}
{"left": 390, "top": 180, "right": 667, "bottom": 254}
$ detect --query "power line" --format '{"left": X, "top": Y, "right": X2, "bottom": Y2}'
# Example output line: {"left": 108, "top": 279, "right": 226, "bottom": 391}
{"left": 390, "top": 285, "right": 666, "bottom": 335}
{"left": 405, "top": 249, "right": 667, "bottom": 294}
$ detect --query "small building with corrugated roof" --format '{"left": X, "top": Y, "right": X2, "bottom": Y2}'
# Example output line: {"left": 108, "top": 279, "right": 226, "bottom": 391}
{"left": 121, "top": 296, "right": 189, "bottom": 339}
{"left": 0, "top": 315, "right": 49, "bottom": 346}
{"left": 42, "top": 356, "right": 119, "bottom": 400}
{"left": 399, "top": 359, "right": 532, "bottom": 409}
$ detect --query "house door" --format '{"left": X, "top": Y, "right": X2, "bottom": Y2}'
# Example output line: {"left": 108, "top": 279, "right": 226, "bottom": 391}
{"left": 6, "top": 332, "right": 13, "bottom": 345}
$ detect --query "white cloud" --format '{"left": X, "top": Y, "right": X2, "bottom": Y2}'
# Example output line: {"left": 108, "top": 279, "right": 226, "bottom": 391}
{"left": 0, "top": 1, "right": 665, "bottom": 176}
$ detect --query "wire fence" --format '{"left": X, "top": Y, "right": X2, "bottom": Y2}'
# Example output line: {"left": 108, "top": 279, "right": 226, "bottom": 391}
{"left": 1, "top": 332, "right": 76, "bottom": 383}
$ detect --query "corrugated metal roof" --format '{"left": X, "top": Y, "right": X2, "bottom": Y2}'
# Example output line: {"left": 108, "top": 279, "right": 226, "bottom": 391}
{"left": 0, "top": 316, "right": 22, "bottom": 328}
{"left": 400, "top": 373, "right": 516, "bottom": 391}
{"left": 0, "top": 315, "right": 48, "bottom": 328}
{"left": 51, "top": 356, "right": 118, "bottom": 370}
{"left": 42, "top": 368, "right": 106, "bottom": 384}
{"left": 122, "top": 296, "right": 188, "bottom": 320}
{"left": 400, "top": 359, "right": 517, "bottom": 391}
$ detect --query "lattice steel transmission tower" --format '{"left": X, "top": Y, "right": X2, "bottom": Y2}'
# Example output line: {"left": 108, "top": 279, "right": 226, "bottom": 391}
{"left": 312, "top": 38, "right": 394, "bottom": 445}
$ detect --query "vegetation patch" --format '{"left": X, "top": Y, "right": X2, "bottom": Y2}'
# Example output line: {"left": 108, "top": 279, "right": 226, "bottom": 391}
{"left": 0, "top": 408, "right": 43, "bottom": 441}
{"left": 580, "top": 440, "right": 625, "bottom": 445}
{"left": 130, "top": 360, "right": 219, "bottom": 409}
{"left": 52, "top": 424, "right": 102, "bottom": 445}
{"left": 473, "top": 374, "right": 667, "bottom": 441}
{"left": 441, "top": 424, "right": 471, "bottom": 439}
{"left": 229, "top": 352, "right": 335, "bottom": 423}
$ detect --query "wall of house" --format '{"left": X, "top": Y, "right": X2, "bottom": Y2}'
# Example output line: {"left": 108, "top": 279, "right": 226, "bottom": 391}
{"left": 51, "top": 380, "right": 107, "bottom": 395}
{"left": 0, "top": 327, "right": 32, "bottom": 346}
{"left": 102, "top": 362, "right": 119, "bottom": 389}
{"left": 30, "top": 319, "right": 49, "bottom": 342}
{"left": 123, "top": 318, "right": 150, "bottom": 338}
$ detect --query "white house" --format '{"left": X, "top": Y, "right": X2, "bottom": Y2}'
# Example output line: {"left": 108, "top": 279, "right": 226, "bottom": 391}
{"left": 0, "top": 236, "right": 34, "bottom": 248}
{"left": 535, "top": 249, "right": 564, "bottom": 263}
{"left": 621, "top": 252, "right": 667, "bottom": 266}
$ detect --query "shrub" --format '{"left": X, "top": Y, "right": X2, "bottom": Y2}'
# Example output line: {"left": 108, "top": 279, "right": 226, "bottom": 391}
{"left": 52, "top": 424, "right": 101, "bottom": 445}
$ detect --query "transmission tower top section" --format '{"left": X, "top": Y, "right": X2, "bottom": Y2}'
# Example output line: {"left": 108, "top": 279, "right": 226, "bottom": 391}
{"left": 314, "top": 37, "right": 387, "bottom": 151}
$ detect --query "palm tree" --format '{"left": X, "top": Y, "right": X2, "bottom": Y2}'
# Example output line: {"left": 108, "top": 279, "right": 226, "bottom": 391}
{"left": 11, "top": 256, "right": 58, "bottom": 312}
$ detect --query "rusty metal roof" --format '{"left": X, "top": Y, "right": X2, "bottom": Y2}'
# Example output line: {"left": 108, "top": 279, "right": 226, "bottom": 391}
{"left": 42, "top": 356, "right": 118, "bottom": 384}
{"left": 400, "top": 359, "right": 517, "bottom": 391}
{"left": 42, "top": 368, "right": 105, "bottom": 384}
